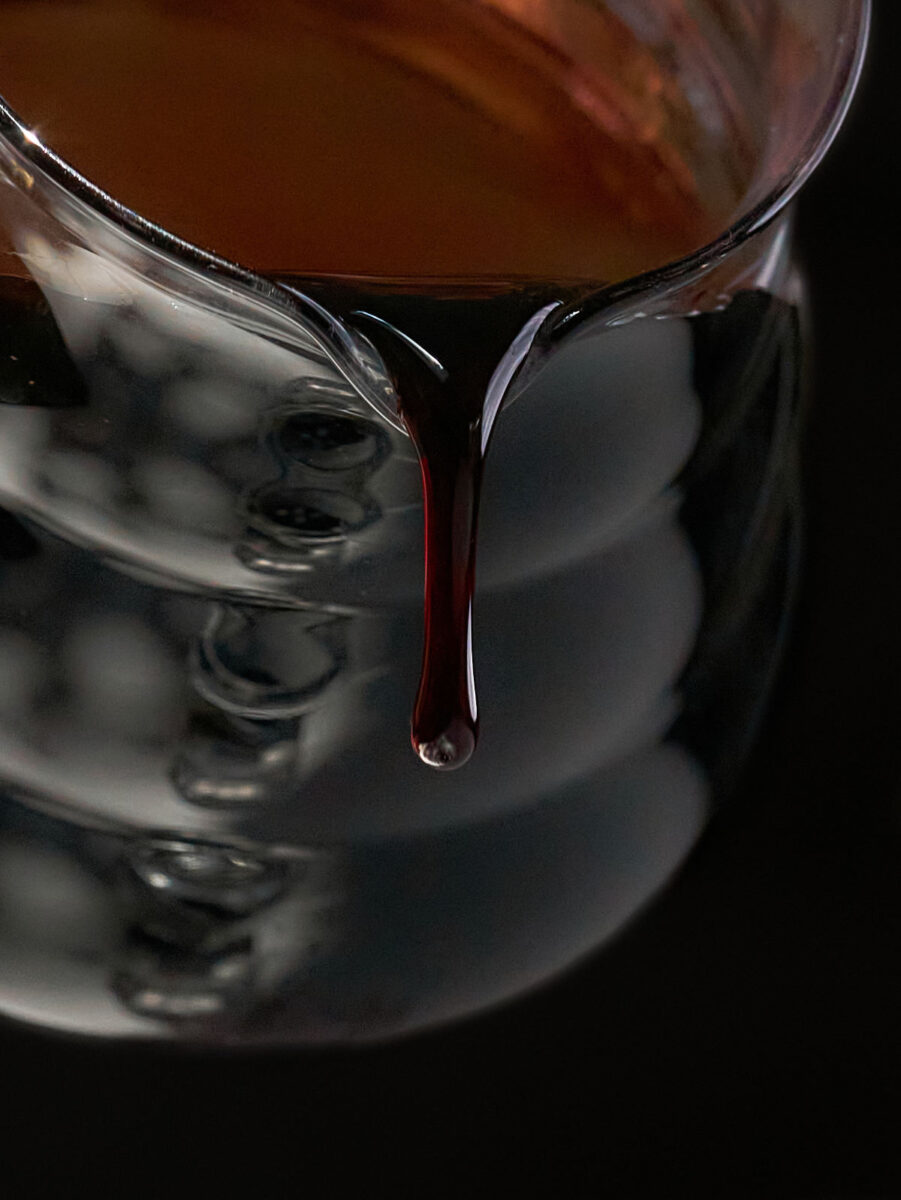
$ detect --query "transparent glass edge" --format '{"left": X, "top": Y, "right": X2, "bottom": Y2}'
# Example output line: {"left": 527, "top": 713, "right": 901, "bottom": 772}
{"left": 0, "top": 0, "right": 871, "bottom": 323}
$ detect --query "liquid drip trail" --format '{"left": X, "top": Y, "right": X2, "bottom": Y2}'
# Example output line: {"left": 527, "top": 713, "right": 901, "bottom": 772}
{"left": 350, "top": 294, "right": 562, "bottom": 771}
{"left": 405, "top": 385, "right": 480, "bottom": 770}
{"left": 349, "top": 312, "right": 477, "bottom": 769}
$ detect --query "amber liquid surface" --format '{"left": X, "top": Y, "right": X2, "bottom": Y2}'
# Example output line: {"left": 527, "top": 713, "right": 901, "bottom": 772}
{"left": 0, "top": 0, "right": 741, "bottom": 279}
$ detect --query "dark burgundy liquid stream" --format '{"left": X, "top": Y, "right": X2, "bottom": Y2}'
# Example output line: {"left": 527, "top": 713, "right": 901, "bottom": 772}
{"left": 283, "top": 277, "right": 592, "bottom": 769}
{"left": 356, "top": 318, "right": 483, "bottom": 770}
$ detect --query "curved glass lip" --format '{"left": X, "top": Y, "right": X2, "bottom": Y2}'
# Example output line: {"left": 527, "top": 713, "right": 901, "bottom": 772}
{"left": 0, "top": 0, "right": 871, "bottom": 336}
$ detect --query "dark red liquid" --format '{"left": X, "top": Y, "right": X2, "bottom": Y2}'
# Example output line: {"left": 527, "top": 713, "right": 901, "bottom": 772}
{"left": 288, "top": 277, "right": 591, "bottom": 768}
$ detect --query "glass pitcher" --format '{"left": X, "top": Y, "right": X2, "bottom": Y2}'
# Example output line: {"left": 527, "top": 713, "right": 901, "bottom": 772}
{"left": 0, "top": 0, "right": 869, "bottom": 1044}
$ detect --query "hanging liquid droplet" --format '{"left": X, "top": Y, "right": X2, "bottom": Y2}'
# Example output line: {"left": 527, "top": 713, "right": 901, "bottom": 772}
{"left": 277, "top": 276, "right": 588, "bottom": 770}
{"left": 403, "top": 426, "right": 481, "bottom": 772}
{"left": 348, "top": 307, "right": 483, "bottom": 770}
{"left": 415, "top": 719, "right": 477, "bottom": 771}
{"left": 329, "top": 282, "right": 568, "bottom": 770}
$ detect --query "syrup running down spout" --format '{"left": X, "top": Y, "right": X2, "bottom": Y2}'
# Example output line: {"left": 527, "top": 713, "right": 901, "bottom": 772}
{"left": 358, "top": 311, "right": 483, "bottom": 771}
{"left": 345, "top": 285, "right": 568, "bottom": 770}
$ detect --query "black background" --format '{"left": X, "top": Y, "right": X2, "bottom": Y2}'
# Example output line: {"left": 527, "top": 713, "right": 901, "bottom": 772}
{"left": 2, "top": 3, "right": 899, "bottom": 1196}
